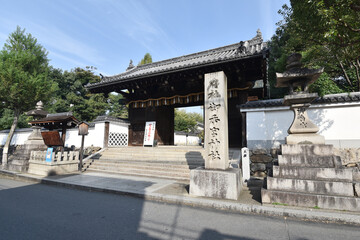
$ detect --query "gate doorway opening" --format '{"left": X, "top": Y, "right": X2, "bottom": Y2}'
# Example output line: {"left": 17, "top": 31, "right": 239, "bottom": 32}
{"left": 174, "top": 106, "right": 204, "bottom": 146}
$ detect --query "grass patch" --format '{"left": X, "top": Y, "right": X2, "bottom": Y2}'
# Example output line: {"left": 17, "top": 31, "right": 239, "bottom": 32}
{"left": 272, "top": 202, "right": 288, "bottom": 206}
{"left": 313, "top": 206, "right": 320, "bottom": 209}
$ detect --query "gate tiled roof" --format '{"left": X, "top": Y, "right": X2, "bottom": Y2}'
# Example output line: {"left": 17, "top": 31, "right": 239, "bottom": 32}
{"left": 87, "top": 30, "right": 267, "bottom": 89}
{"left": 239, "top": 92, "right": 360, "bottom": 109}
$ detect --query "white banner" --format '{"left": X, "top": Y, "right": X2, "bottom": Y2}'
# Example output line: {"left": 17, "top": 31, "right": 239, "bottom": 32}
{"left": 143, "top": 121, "right": 156, "bottom": 146}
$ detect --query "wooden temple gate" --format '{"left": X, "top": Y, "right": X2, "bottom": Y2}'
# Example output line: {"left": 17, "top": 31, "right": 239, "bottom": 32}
{"left": 87, "top": 30, "right": 268, "bottom": 148}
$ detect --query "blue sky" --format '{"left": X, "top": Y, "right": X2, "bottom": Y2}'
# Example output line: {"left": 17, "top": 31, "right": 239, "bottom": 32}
{"left": 0, "top": 0, "right": 289, "bottom": 77}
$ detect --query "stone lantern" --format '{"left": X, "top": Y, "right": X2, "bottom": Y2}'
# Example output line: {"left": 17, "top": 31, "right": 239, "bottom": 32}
{"left": 5, "top": 101, "right": 48, "bottom": 172}
{"left": 276, "top": 53, "right": 324, "bottom": 144}
{"left": 25, "top": 101, "right": 48, "bottom": 144}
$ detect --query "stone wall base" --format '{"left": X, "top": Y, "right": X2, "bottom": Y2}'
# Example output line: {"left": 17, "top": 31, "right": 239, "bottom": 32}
{"left": 189, "top": 167, "right": 242, "bottom": 200}
{"left": 28, "top": 161, "right": 78, "bottom": 176}
{"left": 286, "top": 133, "right": 325, "bottom": 144}
{"left": 262, "top": 144, "right": 360, "bottom": 211}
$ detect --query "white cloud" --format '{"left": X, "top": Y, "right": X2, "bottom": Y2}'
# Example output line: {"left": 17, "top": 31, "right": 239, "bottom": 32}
{"left": 0, "top": 16, "right": 104, "bottom": 66}
{"left": 100, "top": 0, "right": 177, "bottom": 53}
{"left": 49, "top": 51, "right": 87, "bottom": 68}
{"left": 30, "top": 23, "right": 104, "bottom": 65}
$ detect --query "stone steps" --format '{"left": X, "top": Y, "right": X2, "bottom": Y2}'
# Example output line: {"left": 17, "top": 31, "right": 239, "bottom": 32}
{"left": 272, "top": 166, "right": 354, "bottom": 182}
{"left": 278, "top": 155, "right": 342, "bottom": 168}
{"left": 98, "top": 155, "right": 205, "bottom": 162}
{"left": 91, "top": 159, "right": 202, "bottom": 168}
{"left": 281, "top": 144, "right": 334, "bottom": 155}
{"left": 6, "top": 163, "right": 27, "bottom": 172}
{"left": 86, "top": 168, "right": 190, "bottom": 182}
{"left": 105, "top": 147, "right": 205, "bottom": 154}
{"left": 98, "top": 149, "right": 206, "bottom": 162}
{"left": 262, "top": 188, "right": 360, "bottom": 212}
{"left": 92, "top": 157, "right": 204, "bottom": 165}
{"left": 90, "top": 161, "right": 200, "bottom": 172}
{"left": 6, "top": 159, "right": 29, "bottom": 172}
{"left": 88, "top": 164, "right": 191, "bottom": 176}
{"left": 262, "top": 144, "right": 360, "bottom": 212}
{"left": 266, "top": 176, "right": 354, "bottom": 197}
{"left": 84, "top": 147, "right": 210, "bottom": 181}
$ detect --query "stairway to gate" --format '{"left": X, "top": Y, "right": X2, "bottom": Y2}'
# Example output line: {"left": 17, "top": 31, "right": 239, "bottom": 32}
{"left": 83, "top": 146, "right": 205, "bottom": 182}
{"left": 83, "top": 147, "right": 240, "bottom": 182}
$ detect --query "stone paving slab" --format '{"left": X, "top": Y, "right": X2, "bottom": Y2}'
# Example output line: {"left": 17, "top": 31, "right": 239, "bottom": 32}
{"left": 1, "top": 169, "right": 360, "bottom": 225}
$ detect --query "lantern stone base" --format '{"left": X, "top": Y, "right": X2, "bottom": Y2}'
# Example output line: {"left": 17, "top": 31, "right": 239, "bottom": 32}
{"left": 286, "top": 133, "right": 325, "bottom": 145}
{"left": 28, "top": 160, "right": 78, "bottom": 176}
{"left": 189, "top": 167, "right": 242, "bottom": 200}
{"left": 5, "top": 142, "right": 47, "bottom": 172}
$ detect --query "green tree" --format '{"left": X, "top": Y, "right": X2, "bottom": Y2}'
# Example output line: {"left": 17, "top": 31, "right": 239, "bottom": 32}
{"left": 0, "top": 109, "right": 30, "bottom": 130}
{"left": 138, "top": 53, "right": 153, "bottom": 65}
{"left": 107, "top": 93, "right": 128, "bottom": 119}
{"left": 267, "top": 22, "right": 290, "bottom": 98}
{"left": 174, "top": 109, "right": 203, "bottom": 132}
{"left": 0, "top": 26, "right": 55, "bottom": 164}
{"left": 271, "top": 1, "right": 360, "bottom": 96}
{"left": 48, "top": 67, "right": 108, "bottom": 121}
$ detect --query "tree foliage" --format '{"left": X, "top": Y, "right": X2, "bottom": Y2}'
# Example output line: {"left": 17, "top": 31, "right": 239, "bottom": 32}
{"left": 174, "top": 109, "right": 203, "bottom": 132}
{"left": 269, "top": 1, "right": 360, "bottom": 97}
{"left": 138, "top": 53, "right": 153, "bottom": 65}
{"left": 48, "top": 67, "right": 108, "bottom": 122}
{"left": 107, "top": 93, "right": 128, "bottom": 119}
{"left": 0, "top": 26, "right": 55, "bottom": 163}
{"left": 0, "top": 26, "right": 55, "bottom": 114}
{"left": 0, "top": 108, "right": 29, "bottom": 130}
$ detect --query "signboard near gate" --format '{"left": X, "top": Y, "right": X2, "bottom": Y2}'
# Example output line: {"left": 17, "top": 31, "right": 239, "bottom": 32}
{"left": 45, "top": 147, "right": 53, "bottom": 162}
{"left": 143, "top": 121, "right": 156, "bottom": 146}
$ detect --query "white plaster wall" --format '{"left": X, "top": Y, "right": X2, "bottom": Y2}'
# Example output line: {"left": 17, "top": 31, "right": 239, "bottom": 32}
{"left": 64, "top": 129, "right": 81, "bottom": 148}
{"left": 0, "top": 121, "right": 130, "bottom": 149}
{"left": 174, "top": 133, "right": 200, "bottom": 146}
{"left": 53, "top": 122, "right": 130, "bottom": 148}
{"left": 63, "top": 123, "right": 105, "bottom": 148}
{"left": 264, "top": 110, "right": 293, "bottom": 145}
{"left": 109, "top": 122, "right": 129, "bottom": 134}
{"left": 244, "top": 103, "right": 360, "bottom": 149}
{"left": 0, "top": 130, "right": 32, "bottom": 146}
{"left": 246, "top": 111, "right": 267, "bottom": 141}
{"left": 309, "top": 104, "right": 360, "bottom": 140}
{"left": 88, "top": 122, "right": 105, "bottom": 148}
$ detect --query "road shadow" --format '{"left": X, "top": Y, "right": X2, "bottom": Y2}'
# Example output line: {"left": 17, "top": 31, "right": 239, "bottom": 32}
{"left": 0, "top": 177, "right": 157, "bottom": 239}
{"left": 185, "top": 150, "right": 205, "bottom": 170}
{"left": 199, "top": 228, "right": 257, "bottom": 240}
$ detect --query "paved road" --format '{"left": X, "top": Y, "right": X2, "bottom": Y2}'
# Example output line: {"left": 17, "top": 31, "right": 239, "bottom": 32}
{"left": 1, "top": 177, "right": 359, "bottom": 240}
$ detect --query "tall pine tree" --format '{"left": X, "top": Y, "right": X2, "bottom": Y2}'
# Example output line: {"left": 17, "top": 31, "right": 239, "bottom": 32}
{"left": 0, "top": 26, "right": 55, "bottom": 164}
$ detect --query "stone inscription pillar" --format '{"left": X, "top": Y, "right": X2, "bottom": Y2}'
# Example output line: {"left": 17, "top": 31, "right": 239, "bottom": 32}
{"left": 204, "top": 71, "right": 229, "bottom": 170}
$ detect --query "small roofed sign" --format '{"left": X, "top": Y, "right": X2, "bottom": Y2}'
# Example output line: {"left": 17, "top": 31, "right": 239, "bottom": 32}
{"left": 143, "top": 121, "right": 156, "bottom": 146}
{"left": 78, "top": 121, "right": 89, "bottom": 136}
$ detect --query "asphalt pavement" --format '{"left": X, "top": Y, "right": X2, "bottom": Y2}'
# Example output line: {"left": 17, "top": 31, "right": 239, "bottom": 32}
{"left": 1, "top": 169, "right": 360, "bottom": 227}
{"left": 1, "top": 177, "right": 360, "bottom": 240}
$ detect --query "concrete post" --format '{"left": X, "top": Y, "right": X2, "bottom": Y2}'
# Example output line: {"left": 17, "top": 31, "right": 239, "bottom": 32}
{"left": 241, "top": 147, "right": 250, "bottom": 182}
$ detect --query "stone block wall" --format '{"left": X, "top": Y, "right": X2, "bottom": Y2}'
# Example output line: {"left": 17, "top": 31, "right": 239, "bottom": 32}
{"left": 249, "top": 148, "right": 279, "bottom": 177}
{"left": 249, "top": 147, "right": 360, "bottom": 178}
{"left": 0, "top": 146, "right": 16, "bottom": 165}
{"left": 334, "top": 148, "right": 360, "bottom": 167}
